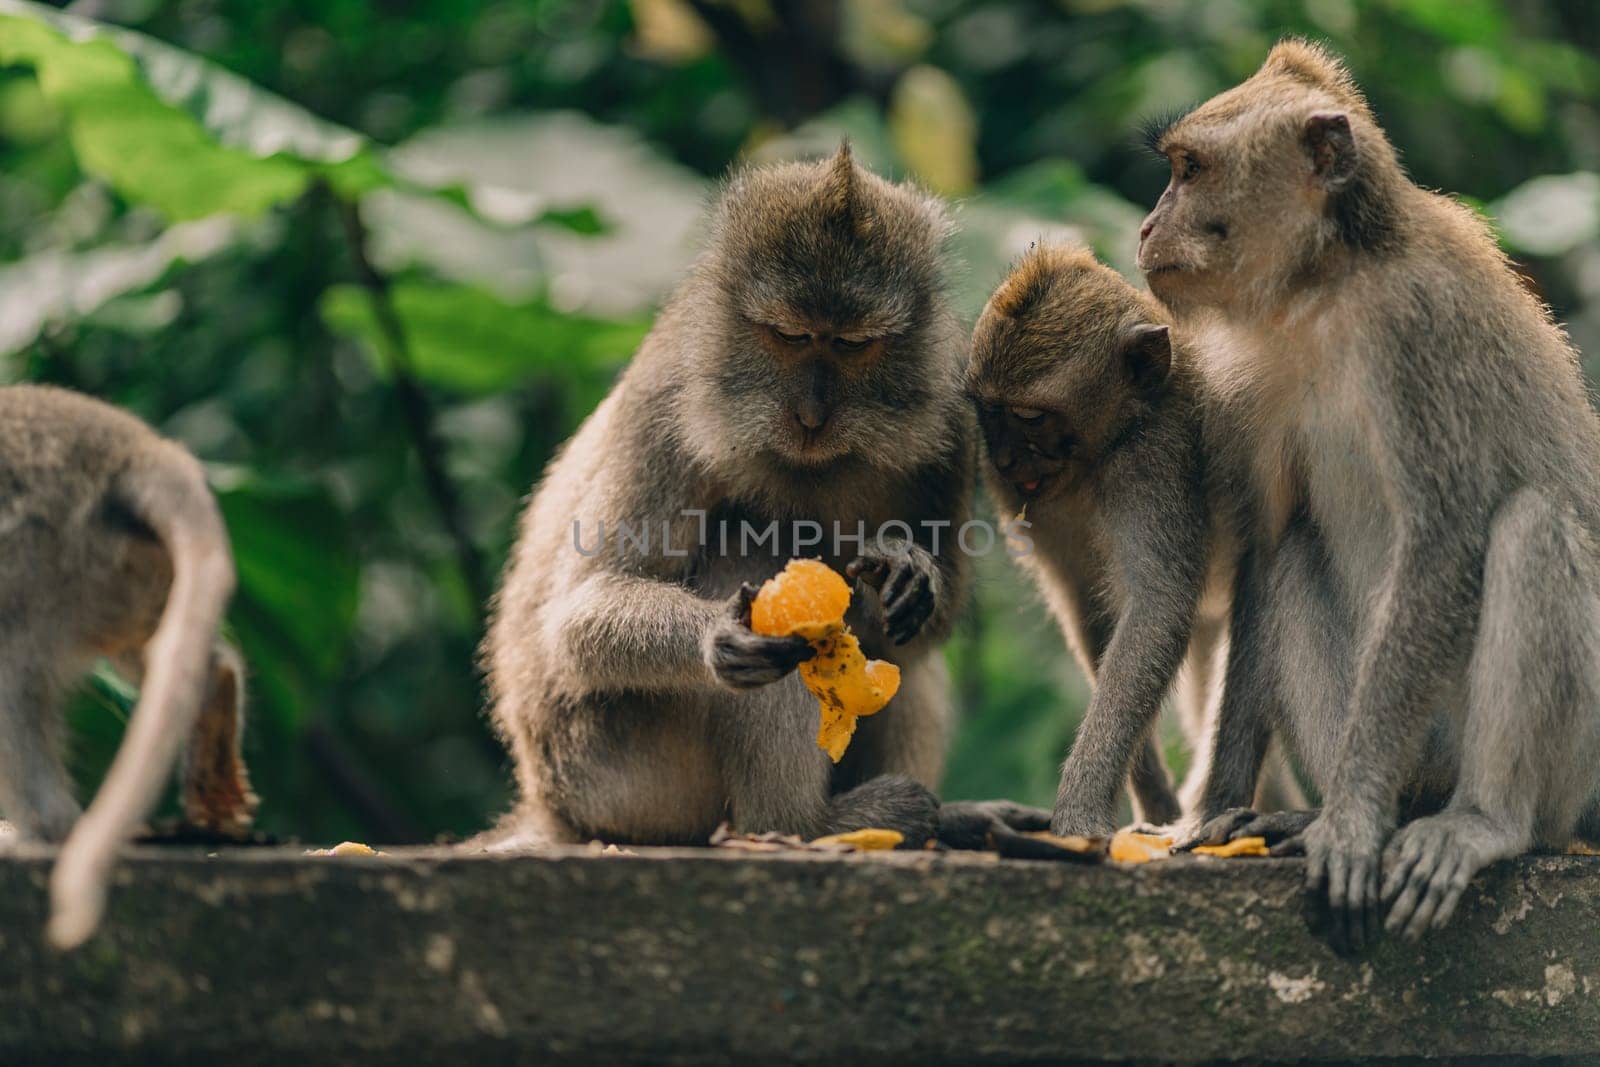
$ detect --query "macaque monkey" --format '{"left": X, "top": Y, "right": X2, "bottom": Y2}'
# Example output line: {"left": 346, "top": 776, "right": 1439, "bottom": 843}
{"left": 0, "top": 385, "right": 256, "bottom": 949}
{"left": 968, "top": 245, "right": 1302, "bottom": 837}
{"left": 1141, "top": 38, "right": 1600, "bottom": 949}
{"left": 483, "top": 145, "right": 1045, "bottom": 850}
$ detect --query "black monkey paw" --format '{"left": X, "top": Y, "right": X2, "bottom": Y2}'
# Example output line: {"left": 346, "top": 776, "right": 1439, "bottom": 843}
{"left": 939, "top": 799, "right": 1052, "bottom": 852}
{"left": 1175, "top": 807, "right": 1320, "bottom": 852}
{"left": 1297, "top": 809, "right": 1388, "bottom": 956}
{"left": 847, "top": 541, "right": 941, "bottom": 646}
{"left": 703, "top": 582, "right": 814, "bottom": 690}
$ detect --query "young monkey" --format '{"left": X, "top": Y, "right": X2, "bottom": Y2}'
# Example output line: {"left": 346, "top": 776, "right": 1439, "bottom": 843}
{"left": 0, "top": 385, "right": 256, "bottom": 949}
{"left": 968, "top": 245, "right": 1301, "bottom": 837}
{"left": 1142, "top": 39, "right": 1600, "bottom": 948}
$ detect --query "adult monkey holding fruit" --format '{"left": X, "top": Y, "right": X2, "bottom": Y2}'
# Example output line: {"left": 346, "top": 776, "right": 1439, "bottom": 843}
{"left": 482, "top": 145, "right": 1045, "bottom": 850}
{"left": 1143, "top": 39, "right": 1600, "bottom": 948}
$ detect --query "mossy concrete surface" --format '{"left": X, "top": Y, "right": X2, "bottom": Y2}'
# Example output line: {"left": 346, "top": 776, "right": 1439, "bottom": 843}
{"left": 1, "top": 846, "right": 1597, "bottom": 1064}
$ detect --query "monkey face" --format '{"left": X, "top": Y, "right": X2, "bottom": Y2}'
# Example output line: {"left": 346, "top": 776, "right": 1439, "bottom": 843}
{"left": 1137, "top": 77, "right": 1374, "bottom": 312}
{"left": 687, "top": 144, "right": 963, "bottom": 479}
{"left": 969, "top": 246, "right": 1172, "bottom": 503}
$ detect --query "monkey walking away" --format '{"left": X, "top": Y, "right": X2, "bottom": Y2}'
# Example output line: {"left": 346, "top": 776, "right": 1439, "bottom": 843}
{"left": 1140, "top": 38, "right": 1600, "bottom": 949}
{"left": 0, "top": 385, "right": 257, "bottom": 949}
{"left": 482, "top": 145, "right": 1047, "bottom": 851}
{"left": 967, "top": 244, "right": 1302, "bottom": 839}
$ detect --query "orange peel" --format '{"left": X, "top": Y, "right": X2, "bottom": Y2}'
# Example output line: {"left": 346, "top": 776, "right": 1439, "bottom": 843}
{"left": 751, "top": 559, "right": 900, "bottom": 761}
{"left": 1108, "top": 829, "right": 1173, "bottom": 864}
{"left": 1192, "top": 836, "right": 1270, "bottom": 858}
{"left": 812, "top": 828, "right": 904, "bottom": 850}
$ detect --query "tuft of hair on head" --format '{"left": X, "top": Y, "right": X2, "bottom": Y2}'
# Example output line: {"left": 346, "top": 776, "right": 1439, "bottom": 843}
{"left": 987, "top": 242, "right": 1097, "bottom": 322}
{"left": 1260, "top": 36, "right": 1363, "bottom": 104}
{"left": 814, "top": 139, "right": 874, "bottom": 239}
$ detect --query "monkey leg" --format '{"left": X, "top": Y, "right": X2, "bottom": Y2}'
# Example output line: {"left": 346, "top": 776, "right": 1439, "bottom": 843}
{"left": 1127, "top": 733, "right": 1182, "bottom": 827}
{"left": 538, "top": 690, "right": 727, "bottom": 846}
{"left": 1382, "top": 488, "right": 1600, "bottom": 939}
{"left": 179, "top": 644, "right": 258, "bottom": 836}
{"left": 0, "top": 658, "right": 82, "bottom": 841}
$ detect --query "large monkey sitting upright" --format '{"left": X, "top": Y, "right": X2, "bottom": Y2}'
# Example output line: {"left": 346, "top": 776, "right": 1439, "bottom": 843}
{"left": 1139, "top": 39, "right": 1600, "bottom": 949}
{"left": 484, "top": 146, "right": 1044, "bottom": 849}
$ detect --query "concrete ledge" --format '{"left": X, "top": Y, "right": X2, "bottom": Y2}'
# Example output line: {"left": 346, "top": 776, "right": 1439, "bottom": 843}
{"left": 2, "top": 845, "right": 1598, "bottom": 1064}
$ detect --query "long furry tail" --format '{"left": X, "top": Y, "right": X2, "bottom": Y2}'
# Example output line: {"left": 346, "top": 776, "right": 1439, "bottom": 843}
{"left": 48, "top": 444, "right": 234, "bottom": 949}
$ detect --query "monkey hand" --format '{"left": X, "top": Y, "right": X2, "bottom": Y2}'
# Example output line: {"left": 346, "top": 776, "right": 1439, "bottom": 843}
{"left": 1281, "top": 806, "right": 1389, "bottom": 956}
{"left": 704, "top": 582, "right": 815, "bottom": 690}
{"left": 939, "top": 799, "right": 1052, "bottom": 851}
{"left": 847, "top": 541, "right": 942, "bottom": 646}
{"left": 1175, "top": 807, "right": 1319, "bottom": 852}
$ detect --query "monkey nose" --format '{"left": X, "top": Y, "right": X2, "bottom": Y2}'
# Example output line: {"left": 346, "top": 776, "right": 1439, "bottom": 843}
{"left": 1138, "top": 219, "right": 1154, "bottom": 242}
{"left": 795, "top": 407, "right": 828, "bottom": 432}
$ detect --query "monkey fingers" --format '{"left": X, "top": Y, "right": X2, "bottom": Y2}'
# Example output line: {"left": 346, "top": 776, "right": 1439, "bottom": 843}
{"left": 1381, "top": 820, "right": 1475, "bottom": 940}
{"left": 1308, "top": 835, "right": 1383, "bottom": 955}
{"left": 937, "top": 799, "right": 1053, "bottom": 852}
{"left": 847, "top": 543, "right": 939, "bottom": 645}
{"left": 706, "top": 626, "right": 814, "bottom": 689}
{"left": 1174, "top": 807, "right": 1260, "bottom": 851}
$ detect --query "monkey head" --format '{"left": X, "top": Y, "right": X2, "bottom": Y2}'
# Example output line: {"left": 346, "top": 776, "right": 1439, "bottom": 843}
{"left": 968, "top": 244, "right": 1172, "bottom": 504}
{"left": 1136, "top": 38, "right": 1401, "bottom": 314}
{"left": 682, "top": 143, "right": 962, "bottom": 489}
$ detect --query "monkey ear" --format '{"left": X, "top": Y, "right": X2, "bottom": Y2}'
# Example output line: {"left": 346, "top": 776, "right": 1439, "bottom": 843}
{"left": 1123, "top": 324, "right": 1172, "bottom": 393}
{"left": 1305, "top": 112, "right": 1357, "bottom": 191}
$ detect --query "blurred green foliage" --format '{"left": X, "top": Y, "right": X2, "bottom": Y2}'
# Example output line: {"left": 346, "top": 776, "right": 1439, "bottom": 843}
{"left": 3, "top": 0, "right": 1599, "bottom": 840}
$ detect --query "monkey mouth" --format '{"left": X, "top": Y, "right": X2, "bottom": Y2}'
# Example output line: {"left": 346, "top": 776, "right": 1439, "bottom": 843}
{"left": 1011, "top": 475, "right": 1049, "bottom": 500}
{"left": 1144, "top": 264, "right": 1186, "bottom": 277}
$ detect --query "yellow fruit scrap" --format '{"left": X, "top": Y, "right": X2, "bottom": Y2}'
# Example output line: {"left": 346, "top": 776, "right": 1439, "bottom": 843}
{"left": 1020, "top": 831, "right": 1100, "bottom": 853}
{"left": 1192, "top": 836, "right": 1270, "bottom": 858}
{"left": 1108, "top": 830, "right": 1174, "bottom": 864}
{"left": 1567, "top": 841, "right": 1600, "bottom": 856}
{"left": 811, "top": 828, "right": 905, "bottom": 850}
{"left": 306, "top": 840, "right": 381, "bottom": 856}
{"left": 751, "top": 559, "right": 901, "bottom": 762}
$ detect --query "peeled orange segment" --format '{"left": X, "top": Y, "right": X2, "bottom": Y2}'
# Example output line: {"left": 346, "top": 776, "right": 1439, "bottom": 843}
{"left": 750, "top": 558, "right": 852, "bottom": 640}
{"left": 750, "top": 559, "right": 902, "bottom": 762}
{"left": 800, "top": 630, "right": 901, "bottom": 761}
{"left": 1192, "top": 836, "right": 1270, "bottom": 858}
{"left": 1108, "top": 829, "right": 1174, "bottom": 864}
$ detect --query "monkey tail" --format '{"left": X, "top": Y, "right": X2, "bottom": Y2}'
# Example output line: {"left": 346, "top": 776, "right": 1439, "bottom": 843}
{"left": 48, "top": 444, "right": 234, "bottom": 950}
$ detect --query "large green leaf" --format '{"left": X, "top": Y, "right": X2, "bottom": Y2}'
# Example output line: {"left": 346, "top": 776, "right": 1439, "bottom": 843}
{"left": 320, "top": 282, "right": 649, "bottom": 394}
{"left": 0, "top": 0, "right": 436, "bottom": 218}
{"left": 217, "top": 481, "right": 361, "bottom": 727}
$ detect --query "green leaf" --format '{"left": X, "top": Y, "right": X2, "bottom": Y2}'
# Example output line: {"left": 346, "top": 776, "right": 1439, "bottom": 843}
{"left": 217, "top": 481, "right": 361, "bottom": 726}
{"left": 320, "top": 282, "right": 649, "bottom": 394}
{"left": 0, "top": 8, "right": 307, "bottom": 219}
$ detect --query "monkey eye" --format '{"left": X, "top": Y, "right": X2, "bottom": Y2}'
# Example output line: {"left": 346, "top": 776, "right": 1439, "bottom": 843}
{"left": 833, "top": 335, "right": 873, "bottom": 352}
{"left": 1178, "top": 154, "right": 1202, "bottom": 182}
{"left": 1011, "top": 406, "right": 1046, "bottom": 424}
{"left": 772, "top": 326, "right": 811, "bottom": 345}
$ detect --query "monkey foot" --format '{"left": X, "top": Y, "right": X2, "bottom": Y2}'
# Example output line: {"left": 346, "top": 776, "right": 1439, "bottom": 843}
{"left": 1380, "top": 810, "right": 1523, "bottom": 941}
{"left": 182, "top": 761, "right": 260, "bottom": 837}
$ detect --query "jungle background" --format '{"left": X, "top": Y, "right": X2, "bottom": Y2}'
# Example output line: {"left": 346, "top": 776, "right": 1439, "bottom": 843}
{"left": 3, "top": 0, "right": 1598, "bottom": 843}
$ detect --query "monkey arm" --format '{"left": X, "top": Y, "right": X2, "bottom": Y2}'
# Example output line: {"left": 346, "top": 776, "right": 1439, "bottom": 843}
{"left": 1190, "top": 543, "right": 1280, "bottom": 823}
{"left": 1051, "top": 591, "right": 1198, "bottom": 836}
{"left": 546, "top": 571, "right": 722, "bottom": 694}
{"left": 1296, "top": 508, "right": 1482, "bottom": 954}
{"left": 1321, "top": 520, "right": 1480, "bottom": 828}
{"left": 1051, "top": 481, "right": 1206, "bottom": 837}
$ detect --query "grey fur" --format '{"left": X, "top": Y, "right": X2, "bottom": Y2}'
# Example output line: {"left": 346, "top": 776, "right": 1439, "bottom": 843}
{"left": 482, "top": 147, "right": 978, "bottom": 848}
{"left": 0, "top": 384, "right": 253, "bottom": 948}
{"left": 1145, "top": 39, "right": 1600, "bottom": 948}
